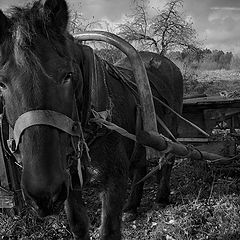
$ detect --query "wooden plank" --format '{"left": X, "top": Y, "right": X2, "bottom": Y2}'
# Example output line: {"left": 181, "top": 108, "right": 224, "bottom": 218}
{"left": 0, "top": 116, "right": 9, "bottom": 189}
{"left": 183, "top": 96, "right": 240, "bottom": 105}
{"left": 177, "top": 137, "right": 210, "bottom": 143}
{"left": 0, "top": 114, "right": 24, "bottom": 212}
{"left": 183, "top": 100, "right": 240, "bottom": 112}
{"left": 0, "top": 187, "right": 14, "bottom": 209}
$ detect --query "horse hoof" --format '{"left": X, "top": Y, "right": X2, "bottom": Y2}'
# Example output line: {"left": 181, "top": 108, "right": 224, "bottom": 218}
{"left": 73, "top": 233, "right": 90, "bottom": 240}
{"left": 122, "top": 212, "right": 137, "bottom": 222}
{"left": 153, "top": 202, "right": 168, "bottom": 210}
{"left": 158, "top": 203, "right": 168, "bottom": 209}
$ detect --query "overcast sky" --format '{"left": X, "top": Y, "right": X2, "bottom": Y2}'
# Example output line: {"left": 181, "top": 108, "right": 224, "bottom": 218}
{"left": 1, "top": 0, "right": 240, "bottom": 54}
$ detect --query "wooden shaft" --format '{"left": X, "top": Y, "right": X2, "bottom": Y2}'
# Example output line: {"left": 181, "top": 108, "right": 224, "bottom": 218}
{"left": 137, "top": 130, "right": 225, "bottom": 161}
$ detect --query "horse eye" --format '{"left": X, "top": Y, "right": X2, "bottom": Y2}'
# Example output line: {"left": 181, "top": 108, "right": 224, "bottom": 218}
{"left": 0, "top": 82, "right": 7, "bottom": 90}
{"left": 63, "top": 72, "right": 73, "bottom": 83}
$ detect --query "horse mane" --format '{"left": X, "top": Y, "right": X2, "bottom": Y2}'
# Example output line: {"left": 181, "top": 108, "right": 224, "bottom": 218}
{"left": 1, "top": 1, "right": 68, "bottom": 74}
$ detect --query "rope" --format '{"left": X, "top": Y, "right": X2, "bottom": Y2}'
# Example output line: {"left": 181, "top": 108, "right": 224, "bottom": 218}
{"left": 91, "top": 109, "right": 137, "bottom": 141}
{"left": 72, "top": 122, "right": 92, "bottom": 188}
{"left": 156, "top": 115, "right": 178, "bottom": 142}
{"left": 182, "top": 144, "right": 204, "bottom": 160}
{"left": 135, "top": 153, "right": 174, "bottom": 185}
{"left": 153, "top": 96, "right": 210, "bottom": 137}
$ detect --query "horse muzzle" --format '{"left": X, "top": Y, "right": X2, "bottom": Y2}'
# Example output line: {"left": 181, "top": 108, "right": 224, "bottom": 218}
{"left": 24, "top": 172, "right": 70, "bottom": 217}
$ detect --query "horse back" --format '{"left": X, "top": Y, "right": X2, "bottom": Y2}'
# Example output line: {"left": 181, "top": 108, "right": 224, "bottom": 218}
{"left": 115, "top": 51, "right": 183, "bottom": 114}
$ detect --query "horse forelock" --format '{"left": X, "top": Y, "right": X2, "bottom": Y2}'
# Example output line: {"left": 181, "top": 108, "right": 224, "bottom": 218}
{"left": 0, "top": 0, "right": 83, "bottom": 109}
{"left": 2, "top": 1, "right": 66, "bottom": 77}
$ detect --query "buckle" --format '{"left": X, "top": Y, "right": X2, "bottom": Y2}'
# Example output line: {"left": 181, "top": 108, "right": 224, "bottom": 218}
{"left": 7, "top": 138, "right": 16, "bottom": 153}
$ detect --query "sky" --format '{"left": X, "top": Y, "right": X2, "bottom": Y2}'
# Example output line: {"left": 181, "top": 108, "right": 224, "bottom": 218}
{"left": 1, "top": 0, "right": 240, "bottom": 54}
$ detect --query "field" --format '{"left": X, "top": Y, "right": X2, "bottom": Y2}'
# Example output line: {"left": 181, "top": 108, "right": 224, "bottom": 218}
{"left": 1, "top": 70, "right": 240, "bottom": 239}
{"left": 183, "top": 69, "right": 240, "bottom": 97}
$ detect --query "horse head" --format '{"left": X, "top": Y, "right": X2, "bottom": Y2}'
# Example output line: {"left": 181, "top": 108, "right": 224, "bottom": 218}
{"left": 0, "top": 0, "right": 84, "bottom": 217}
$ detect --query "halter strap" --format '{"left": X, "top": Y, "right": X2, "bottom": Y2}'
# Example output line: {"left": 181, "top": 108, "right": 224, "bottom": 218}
{"left": 7, "top": 110, "right": 82, "bottom": 153}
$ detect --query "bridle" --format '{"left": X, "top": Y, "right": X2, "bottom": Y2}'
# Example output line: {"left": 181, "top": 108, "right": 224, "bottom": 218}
{"left": 1, "top": 96, "right": 87, "bottom": 187}
{"left": 7, "top": 109, "right": 83, "bottom": 154}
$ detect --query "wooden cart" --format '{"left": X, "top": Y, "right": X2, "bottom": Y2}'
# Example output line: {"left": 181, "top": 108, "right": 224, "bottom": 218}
{"left": 0, "top": 109, "right": 25, "bottom": 213}
{"left": 178, "top": 95, "right": 240, "bottom": 157}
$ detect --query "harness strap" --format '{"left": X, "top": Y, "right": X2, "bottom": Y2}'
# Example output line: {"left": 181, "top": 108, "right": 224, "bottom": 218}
{"left": 0, "top": 114, "right": 12, "bottom": 157}
{"left": 7, "top": 110, "right": 82, "bottom": 153}
{"left": 91, "top": 109, "right": 136, "bottom": 141}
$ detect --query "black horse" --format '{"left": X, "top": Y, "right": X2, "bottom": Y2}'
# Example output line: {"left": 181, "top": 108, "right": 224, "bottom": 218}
{"left": 0, "top": 0, "right": 183, "bottom": 239}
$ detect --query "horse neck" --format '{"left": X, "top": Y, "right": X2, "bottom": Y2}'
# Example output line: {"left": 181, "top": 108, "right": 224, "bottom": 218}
{"left": 75, "top": 45, "right": 112, "bottom": 126}
{"left": 91, "top": 55, "right": 112, "bottom": 112}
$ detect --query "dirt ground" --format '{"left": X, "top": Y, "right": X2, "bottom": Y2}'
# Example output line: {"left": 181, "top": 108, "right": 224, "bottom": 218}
{"left": 1, "top": 157, "right": 240, "bottom": 240}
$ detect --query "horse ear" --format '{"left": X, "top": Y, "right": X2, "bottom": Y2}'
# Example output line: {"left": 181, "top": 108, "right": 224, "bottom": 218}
{"left": 0, "top": 10, "right": 10, "bottom": 44}
{"left": 44, "top": 0, "right": 69, "bottom": 32}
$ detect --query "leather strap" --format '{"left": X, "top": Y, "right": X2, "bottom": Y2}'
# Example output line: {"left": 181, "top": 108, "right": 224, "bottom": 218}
{"left": 8, "top": 110, "right": 82, "bottom": 153}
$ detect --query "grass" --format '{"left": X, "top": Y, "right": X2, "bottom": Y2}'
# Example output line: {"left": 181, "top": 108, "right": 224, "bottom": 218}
{"left": 197, "top": 70, "right": 240, "bottom": 83}
{"left": 150, "top": 196, "right": 240, "bottom": 240}
{"left": 148, "top": 159, "right": 240, "bottom": 240}
{"left": 0, "top": 208, "right": 71, "bottom": 239}
{"left": 118, "top": 157, "right": 240, "bottom": 240}
{"left": 183, "top": 69, "right": 240, "bottom": 96}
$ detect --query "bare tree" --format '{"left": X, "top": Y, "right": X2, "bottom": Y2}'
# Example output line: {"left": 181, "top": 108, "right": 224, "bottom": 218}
{"left": 69, "top": 11, "right": 102, "bottom": 34}
{"left": 69, "top": 12, "right": 123, "bottom": 63}
{"left": 118, "top": 0, "right": 198, "bottom": 55}
{"left": 118, "top": 0, "right": 159, "bottom": 52}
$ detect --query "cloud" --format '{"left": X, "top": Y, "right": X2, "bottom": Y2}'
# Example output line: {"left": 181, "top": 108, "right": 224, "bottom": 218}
{"left": 211, "top": 7, "right": 240, "bottom": 11}
{"left": 182, "top": 0, "right": 240, "bottom": 53}
{"left": 0, "top": 0, "right": 28, "bottom": 10}
{"left": 209, "top": 8, "right": 240, "bottom": 22}
{"left": 76, "top": 0, "right": 131, "bottom": 22}
{"left": 1, "top": 0, "right": 240, "bottom": 53}
{"left": 203, "top": 6, "right": 240, "bottom": 53}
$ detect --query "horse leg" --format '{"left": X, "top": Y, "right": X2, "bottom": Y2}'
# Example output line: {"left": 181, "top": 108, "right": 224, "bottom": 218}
{"left": 99, "top": 175, "right": 127, "bottom": 240}
{"left": 155, "top": 112, "right": 178, "bottom": 206}
{"left": 99, "top": 141, "right": 128, "bottom": 240}
{"left": 155, "top": 154, "right": 175, "bottom": 207}
{"left": 123, "top": 145, "right": 146, "bottom": 222}
{"left": 65, "top": 188, "right": 90, "bottom": 240}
